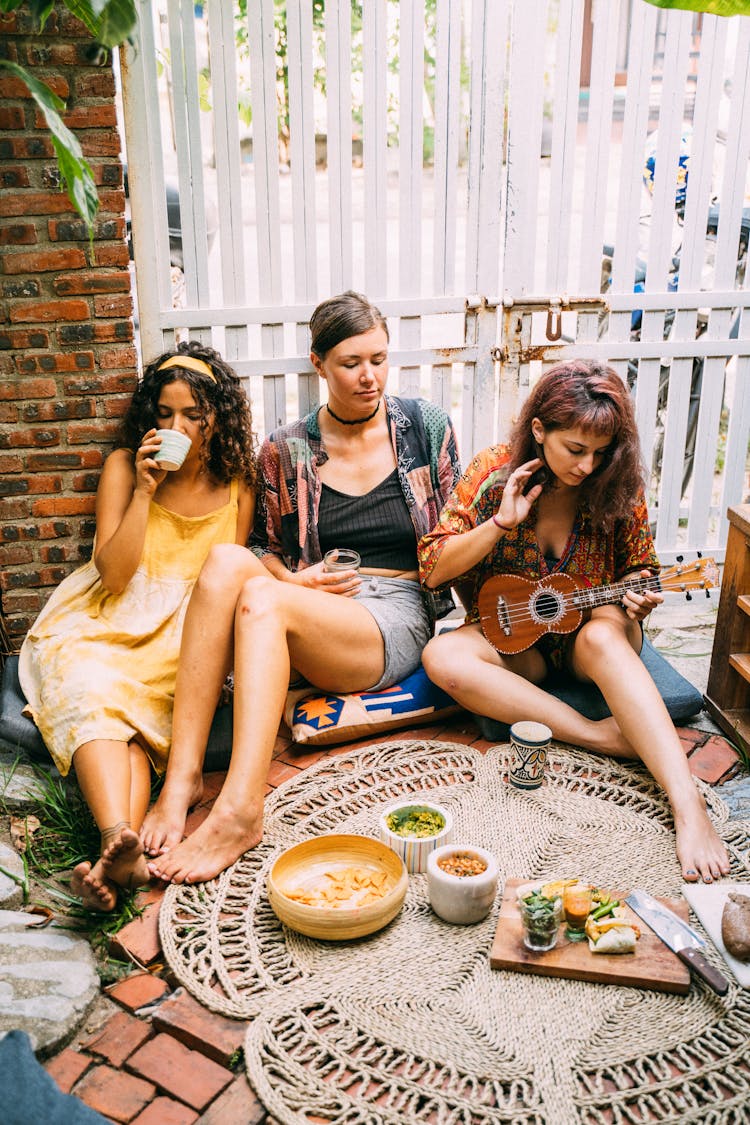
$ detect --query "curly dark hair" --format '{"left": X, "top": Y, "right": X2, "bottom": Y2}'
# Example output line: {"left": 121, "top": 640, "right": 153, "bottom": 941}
{"left": 116, "top": 341, "right": 257, "bottom": 488}
{"left": 508, "top": 359, "right": 646, "bottom": 527}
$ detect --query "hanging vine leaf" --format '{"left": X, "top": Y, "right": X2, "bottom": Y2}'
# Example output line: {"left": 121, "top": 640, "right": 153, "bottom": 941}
{"left": 642, "top": 0, "right": 750, "bottom": 14}
{"left": 0, "top": 59, "right": 99, "bottom": 229}
{"left": 63, "top": 0, "right": 138, "bottom": 48}
{"left": 0, "top": 1, "right": 138, "bottom": 228}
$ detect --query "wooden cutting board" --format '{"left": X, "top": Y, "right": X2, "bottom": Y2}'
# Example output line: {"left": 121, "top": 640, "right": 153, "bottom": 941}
{"left": 490, "top": 879, "right": 691, "bottom": 994}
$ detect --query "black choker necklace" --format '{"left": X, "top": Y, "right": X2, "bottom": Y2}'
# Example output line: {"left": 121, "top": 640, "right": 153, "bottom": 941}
{"left": 325, "top": 402, "right": 380, "bottom": 425}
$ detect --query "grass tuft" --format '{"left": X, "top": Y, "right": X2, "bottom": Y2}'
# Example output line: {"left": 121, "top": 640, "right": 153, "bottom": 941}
{"left": 20, "top": 766, "right": 99, "bottom": 877}
{"left": 2, "top": 761, "right": 151, "bottom": 973}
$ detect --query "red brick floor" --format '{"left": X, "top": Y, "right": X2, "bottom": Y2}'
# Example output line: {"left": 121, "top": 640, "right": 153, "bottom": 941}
{"left": 43, "top": 715, "right": 742, "bottom": 1122}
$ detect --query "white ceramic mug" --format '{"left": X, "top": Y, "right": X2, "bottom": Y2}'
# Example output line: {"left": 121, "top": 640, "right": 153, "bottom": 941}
{"left": 508, "top": 721, "right": 552, "bottom": 790}
{"left": 153, "top": 429, "right": 192, "bottom": 470}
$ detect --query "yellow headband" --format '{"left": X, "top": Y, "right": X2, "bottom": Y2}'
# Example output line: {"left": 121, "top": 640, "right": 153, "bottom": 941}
{"left": 156, "top": 355, "right": 217, "bottom": 383}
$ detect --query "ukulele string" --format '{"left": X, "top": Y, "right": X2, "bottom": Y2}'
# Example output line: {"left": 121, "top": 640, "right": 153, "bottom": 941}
{"left": 483, "top": 568, "right": 704, "bottom": 626}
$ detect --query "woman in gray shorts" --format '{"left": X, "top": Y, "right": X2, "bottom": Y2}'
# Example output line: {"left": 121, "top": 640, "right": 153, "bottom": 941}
{"left": 142, "top": 291, "right": 461, "bottom": 886}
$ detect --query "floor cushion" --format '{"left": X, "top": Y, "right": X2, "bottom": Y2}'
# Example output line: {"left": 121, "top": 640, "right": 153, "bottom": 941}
{"left": 0, "top": 655, "right": 48, "bottom": 763}
{"left": 471, "top": 634, "right": 703, "bottom": 741}
{"left": 284, "top": 664, "right": 461, "bottom": 747}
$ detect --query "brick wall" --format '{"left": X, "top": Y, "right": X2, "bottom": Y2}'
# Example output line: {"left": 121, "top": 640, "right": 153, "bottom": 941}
{"left": 0, "top": 4, "right": 136, "bottom": 649}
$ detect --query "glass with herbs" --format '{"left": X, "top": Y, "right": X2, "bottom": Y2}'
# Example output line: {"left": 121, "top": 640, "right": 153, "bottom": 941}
{"left": 517, "top": 887, "right": 564, "bottom": 951}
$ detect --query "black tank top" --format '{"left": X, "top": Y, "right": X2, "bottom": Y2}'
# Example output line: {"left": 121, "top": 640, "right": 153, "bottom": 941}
{"left": 318, "top": 469, "right": 417, "bottom": 571}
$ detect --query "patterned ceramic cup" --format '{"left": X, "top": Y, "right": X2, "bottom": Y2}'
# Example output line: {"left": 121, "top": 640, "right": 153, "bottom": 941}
{"left": 508, "top": 721, "right": 551, "bottom": 790}
{"left": 153, "top": 428, "right": 192, "bottom": 470}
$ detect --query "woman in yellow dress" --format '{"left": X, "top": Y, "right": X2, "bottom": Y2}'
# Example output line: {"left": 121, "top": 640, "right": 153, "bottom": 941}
{"left": 19, "top": 343, "right": 257, "bottom": 910}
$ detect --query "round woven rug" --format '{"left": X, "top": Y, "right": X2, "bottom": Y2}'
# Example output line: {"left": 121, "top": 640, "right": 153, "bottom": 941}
{"left": 159, "top": 739, "right": 750, "bottom": 1124}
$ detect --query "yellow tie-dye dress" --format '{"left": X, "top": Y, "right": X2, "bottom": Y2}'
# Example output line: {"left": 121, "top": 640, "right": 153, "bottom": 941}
{"left": 19, "top": 479, "right": 239, "bottom": 776}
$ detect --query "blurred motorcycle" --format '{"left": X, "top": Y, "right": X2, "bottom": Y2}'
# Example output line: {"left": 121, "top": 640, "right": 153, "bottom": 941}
{"left": 600, "top": 133, "right": 748, "bottom": 498}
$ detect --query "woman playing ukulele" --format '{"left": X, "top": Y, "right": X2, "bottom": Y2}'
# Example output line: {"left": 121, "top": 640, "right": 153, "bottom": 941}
{"left": 419, "top": 360, "right": 729, "bottom": 885}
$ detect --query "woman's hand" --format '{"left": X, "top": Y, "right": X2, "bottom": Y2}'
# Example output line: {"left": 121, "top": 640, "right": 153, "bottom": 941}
{"left": 289, "top": 560, "right": 362, "bottom": 597}
{"left": 621, "top": 570, "right": 663, "bottom": 622}
{"left": 493, "top": 457, "right": 545, "bottom": 530}
{"left": 134, "top": 429, "right": 168, "bottom": 497}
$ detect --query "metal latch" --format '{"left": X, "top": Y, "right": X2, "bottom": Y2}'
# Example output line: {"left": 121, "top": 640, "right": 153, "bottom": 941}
{"left": 545, "top": 300, "right": 562, "bottom": 342}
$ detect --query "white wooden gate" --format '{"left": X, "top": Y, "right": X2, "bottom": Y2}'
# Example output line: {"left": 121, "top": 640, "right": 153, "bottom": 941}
{"left": 120, "top": 0, "right": 750, "bottom": 561}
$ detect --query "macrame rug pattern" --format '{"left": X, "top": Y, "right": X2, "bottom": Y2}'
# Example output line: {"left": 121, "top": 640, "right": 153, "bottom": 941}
{"left": 159, "top": 740, "right": 750, "bottom": 1125}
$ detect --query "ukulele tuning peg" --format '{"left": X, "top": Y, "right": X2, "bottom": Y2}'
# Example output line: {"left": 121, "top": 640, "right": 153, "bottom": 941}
{"left": 676, "top": 554, "right": 684, "bottom": 563}
{"left": 697, "top": 551, "right": 703, "bottom": 558}
{"left": 705, "top": 589, "right": 711, "bottom": 599}
{"left": 685, "top": 591, "right": 692, "bottom": 601}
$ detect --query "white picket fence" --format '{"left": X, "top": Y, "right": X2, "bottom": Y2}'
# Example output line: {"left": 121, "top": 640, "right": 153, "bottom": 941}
{"left": 120, "top": 0, "right": 750, "bottom": 562}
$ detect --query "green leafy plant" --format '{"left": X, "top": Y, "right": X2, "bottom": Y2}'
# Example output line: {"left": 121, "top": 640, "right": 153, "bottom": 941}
{"left": 18, "top": 766, "right": 99, "bottom": 876}
{"left": 228, "top": 1046, "right": 245, "bottom": 1071}
{"left": 0, "top": 0, "right": 138, "bottom": 230}
{"left": 0, "top": 762, "right": 150, "bottom": 970}
{"left": 38, "top": 879, "right": 145, "bottom": 979}
{"left": 642, "top": 0, "right": 750, "bottom": 14}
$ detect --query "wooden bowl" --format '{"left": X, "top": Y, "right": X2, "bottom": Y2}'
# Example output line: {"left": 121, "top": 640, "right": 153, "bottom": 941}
{"left": 267, "top": 833, "right": 408, "bottom": 940}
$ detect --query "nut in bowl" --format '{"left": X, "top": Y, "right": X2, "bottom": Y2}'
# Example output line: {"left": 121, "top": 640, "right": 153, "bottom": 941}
{"left": 378, "top": 800, "right": 453, "bottom": 873}
{"left": 426, "top": 845, "right": 500, "bottom": 925}
{"left": 267, "top": 833, "right": 408, "bottom": 941}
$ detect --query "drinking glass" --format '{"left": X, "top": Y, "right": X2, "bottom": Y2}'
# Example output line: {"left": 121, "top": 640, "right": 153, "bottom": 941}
{"left": 563, "top": 884, "right": 593, "bottom": 942}
{"left": 323, "top": 549, "right": 361, "bottom": 572}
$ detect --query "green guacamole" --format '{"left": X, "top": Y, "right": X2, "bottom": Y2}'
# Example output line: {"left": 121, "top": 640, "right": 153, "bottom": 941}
{"left": 386, "top": 807, "right": 445, "bottom": 838}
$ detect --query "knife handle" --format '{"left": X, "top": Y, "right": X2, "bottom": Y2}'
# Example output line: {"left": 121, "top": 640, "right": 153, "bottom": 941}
{"left": 677, "top": 947, "right": 730, "bottom": 996}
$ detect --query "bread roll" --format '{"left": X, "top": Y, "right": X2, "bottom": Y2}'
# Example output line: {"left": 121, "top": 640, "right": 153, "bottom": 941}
{"left": 721, "top": 892, "right": 750, "bottom": 961}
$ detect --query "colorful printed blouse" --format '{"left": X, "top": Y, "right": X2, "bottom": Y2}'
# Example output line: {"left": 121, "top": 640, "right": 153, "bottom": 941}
{"left": 250, "top": 395, "right": 462, "bottom": 617}
{"left": 418, "top": 444, "right": 660, "bottom": 624}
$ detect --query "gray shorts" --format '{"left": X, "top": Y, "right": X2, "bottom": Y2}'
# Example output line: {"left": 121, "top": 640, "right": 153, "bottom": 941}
{"left": 356, "top": 576, "right": 432, "bottom": 691}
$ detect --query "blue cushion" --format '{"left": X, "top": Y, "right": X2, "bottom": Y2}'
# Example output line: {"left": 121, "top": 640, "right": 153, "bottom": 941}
{"left": 0, "top": 656, "right": 49, "bottom": 762}
{"left": 0, "top": 1031, "right": 108, "bottom": 1124}
{"left": 472, "top": 634, "right": 703, "bottom": 742}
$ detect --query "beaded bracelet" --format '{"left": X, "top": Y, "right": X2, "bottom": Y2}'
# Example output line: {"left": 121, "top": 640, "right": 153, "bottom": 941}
{"left": 492, "top": 514, "right": 513, "bottom": 532}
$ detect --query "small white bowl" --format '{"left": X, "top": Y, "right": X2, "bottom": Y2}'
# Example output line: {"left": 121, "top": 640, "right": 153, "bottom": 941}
{"left": 426, "top": 844, "right": 500, "bottom": 925}
{"left": 378, "top": 801, "right": 453, "bottom": 873}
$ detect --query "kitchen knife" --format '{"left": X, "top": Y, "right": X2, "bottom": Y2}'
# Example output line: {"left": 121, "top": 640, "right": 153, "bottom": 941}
{"left": 625, "top": 889, "right": 729, "bottom": 996}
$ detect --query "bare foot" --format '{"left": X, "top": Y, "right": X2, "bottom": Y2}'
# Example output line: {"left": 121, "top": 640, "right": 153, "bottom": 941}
{"left": 141, "top": 776, "right": 204, "bottom": 856}
{"left": 148, "top": 799, "right": 263, "bottom": 884}
{"left": 101, "top": 826, "right": 151, "bottom": 891}
{"left": 674, "top": 794, "right": 730, "bottom": 884}
{"left": 70, "top": 860, "right": 117, "bottom": 913}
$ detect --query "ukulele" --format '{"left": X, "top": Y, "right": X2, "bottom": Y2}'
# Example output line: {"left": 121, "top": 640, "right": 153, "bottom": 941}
{"left": 478, "top": 557, "right": 719, "bottom": 655}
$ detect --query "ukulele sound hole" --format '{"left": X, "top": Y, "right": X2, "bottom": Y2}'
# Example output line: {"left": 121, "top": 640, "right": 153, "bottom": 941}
{"left": 532, "top": 590, "right": 563, "bottom": 622}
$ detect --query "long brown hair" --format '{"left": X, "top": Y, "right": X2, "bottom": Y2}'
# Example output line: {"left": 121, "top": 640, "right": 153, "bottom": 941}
{"left": 509, "top": 360, "right": 646, "bottom": 526}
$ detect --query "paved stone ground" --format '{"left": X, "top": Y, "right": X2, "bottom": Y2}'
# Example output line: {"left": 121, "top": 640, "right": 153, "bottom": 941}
{"left": 0, "top": 597, "right": 747, "bottom": 1122}
{"left": 647, "top": 597, "right": 750, "bottom": 820}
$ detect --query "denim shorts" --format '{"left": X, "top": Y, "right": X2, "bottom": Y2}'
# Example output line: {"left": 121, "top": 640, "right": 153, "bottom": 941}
{"left": 355, "top": 575, "right": 432, "bottom": 691}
